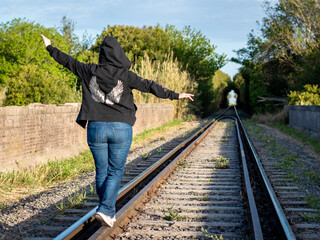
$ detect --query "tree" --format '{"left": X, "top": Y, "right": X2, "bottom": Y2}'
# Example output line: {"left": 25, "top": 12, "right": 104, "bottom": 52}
{"left": 90, "top": 25, "right": 171, "bottom": 65}
{"left": 0, "top": 18, "right": 80, "bottom": 105}
{"left": 165, "top": 25, "right": 227, "bottom": 115}
{"left": 232, "top": 0, "right": 320, "bottom": 113}
{"left": 59, "top": 15, "right": 80, "bottom": 55}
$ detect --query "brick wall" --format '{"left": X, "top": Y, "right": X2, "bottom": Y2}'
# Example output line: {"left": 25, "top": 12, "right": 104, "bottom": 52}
{"left": 0, "top": 103, "right": 174, "bottom": 172}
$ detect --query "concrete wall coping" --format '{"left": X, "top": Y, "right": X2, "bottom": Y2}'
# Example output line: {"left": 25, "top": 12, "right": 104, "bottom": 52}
{"left": 0, "top": 103, "right": 173, "bottom": 116}
{"left": 286, "top": 105, "right": 320, "bottom": 112}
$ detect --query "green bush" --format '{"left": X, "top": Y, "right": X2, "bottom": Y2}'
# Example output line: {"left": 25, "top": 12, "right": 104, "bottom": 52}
{"left": 0, "top": 18, "right": 80, "bottom": 106}
{"left": 5, "top": 64, "right": 80, "bottom": 105}
{"left": 288, "top": 84, "right": 320, "bottom": 105}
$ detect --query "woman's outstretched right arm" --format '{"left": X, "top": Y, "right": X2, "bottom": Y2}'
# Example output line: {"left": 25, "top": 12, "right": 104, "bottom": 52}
{"left": 41, "top": 34, "right": 91, "bottom": 80}
{"left": 127, "top": 71, "right": 194, "bottom": 101}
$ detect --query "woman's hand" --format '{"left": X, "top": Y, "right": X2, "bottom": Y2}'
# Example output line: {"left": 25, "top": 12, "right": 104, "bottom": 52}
{"left": 179, "top": 93, "right": 194, "bottom": 101}
{"left": 41, "top": 34, "right": 51, "bottom": 47}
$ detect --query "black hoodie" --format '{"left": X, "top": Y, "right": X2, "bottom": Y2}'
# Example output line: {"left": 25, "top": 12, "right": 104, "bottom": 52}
{"left": 46, "top": 36, "right": 179, "bottom": 128}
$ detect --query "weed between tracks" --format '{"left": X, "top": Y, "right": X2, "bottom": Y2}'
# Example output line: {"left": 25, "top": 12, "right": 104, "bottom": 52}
{"left": 55, "top": 187, "right": 90, "bottom": 212}
{"left": 196, "top": 194, "right": 210, "bottom": 201}
{"left": 178, "top": 159, "right": 191, "bottom": 169}
{"left": 201, "top": 228, "right": 223, "bottom": 239}
{"left": 213, "top": 156, "right": 230, "bottom": 169}
{"left": 163, "top": 206, "right": 187, "bottom": 221}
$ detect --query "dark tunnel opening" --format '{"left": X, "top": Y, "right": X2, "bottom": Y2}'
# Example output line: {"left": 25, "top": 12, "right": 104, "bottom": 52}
{"left": 219, "top": 84, "right": 242, "bottom": 109}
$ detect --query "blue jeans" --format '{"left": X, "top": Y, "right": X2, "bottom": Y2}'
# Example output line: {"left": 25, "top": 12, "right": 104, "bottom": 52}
{"left": 87, "top": 121, "right": 132, "bottom": 217}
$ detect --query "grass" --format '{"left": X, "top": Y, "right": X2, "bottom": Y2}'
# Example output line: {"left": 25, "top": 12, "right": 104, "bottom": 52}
{"left": 163, "top": 206, "right": 187, "bottom": 221}
{"left": 213, "top": 156, "right": 230, "bottom": 169}
{"left": 55, "top": 188, "right": 89, "bottom": 212}
{"left": 221, "top": 135, "right": 230, "bottom": 143}
{"left": 252, "top": 108, "right": 288, "bottom": 125}
{"left": 276, "top": 154, "right": 299, "bottom": 171}
{"left": 271, "top": 123, "right": 320, "bottom": 153}
{"left": 303, "top": 170, "right": 320, "bottom": 183}
{"left": 132, "top": 119, "right": 184, "bottom": 145}
{"left": 0, "top": 150, "right": 95, "bottom": 200}
{"left": 304, "top": 195, "right": 320, "bottom": 222}
{"left": 199, "top": 179, "right": 211, "bottom": 182}
{"left": 132, "top": 53, "right": 195, "bottom": 119}
{"left": 0, "top": 118, "right": 189, "bottom": 202}
{"left": 141, "top": 152, "right": 152, "bottom": 160}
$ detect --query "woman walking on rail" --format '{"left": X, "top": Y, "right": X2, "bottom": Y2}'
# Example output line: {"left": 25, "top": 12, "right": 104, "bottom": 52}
{"left": 41, "top": 34, "right": 194, "bottom": 227}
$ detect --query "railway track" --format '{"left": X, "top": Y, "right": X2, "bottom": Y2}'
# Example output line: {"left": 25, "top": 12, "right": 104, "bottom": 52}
{"left": 117, "top": 118, "right": 249, "bottom": 239}
{"left": 25, "top": 107, "right": 319, "bottom": 239}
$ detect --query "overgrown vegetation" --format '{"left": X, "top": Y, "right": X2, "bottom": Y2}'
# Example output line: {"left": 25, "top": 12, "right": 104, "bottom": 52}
{"left": 0, "top": 18, "right": 81, "bottom": 105}
{"left": 211, "top": 70, "right": 232, "bottom": 110}
{"left": 252, "top": 108, "right": 288, "bottom": 125}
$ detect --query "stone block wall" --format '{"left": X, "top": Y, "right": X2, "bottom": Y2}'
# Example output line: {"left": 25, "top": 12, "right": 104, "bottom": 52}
{"left": 0, "top": 103, "right": 174, "bottom": 172}
{"left": 287, "top": 105, "right": 320, "bottom": 137}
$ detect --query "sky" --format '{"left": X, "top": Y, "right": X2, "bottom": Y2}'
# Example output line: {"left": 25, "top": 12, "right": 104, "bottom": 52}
{"left": 0, "top": 0, "right": 269, "bottom": 79}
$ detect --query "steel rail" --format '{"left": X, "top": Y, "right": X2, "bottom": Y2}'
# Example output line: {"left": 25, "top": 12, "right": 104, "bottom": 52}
{"left": 54, "top": 109, "right": 230, "bottom": 240}
{"left": 234, "top": 107, "right": 296, "bottom": 240}
{"left": 234, "top": 116, "right": 263, "bottom": 239}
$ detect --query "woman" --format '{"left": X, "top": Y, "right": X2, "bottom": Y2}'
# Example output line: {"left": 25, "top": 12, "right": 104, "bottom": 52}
{"left": 41, "top": 34, "right": 194, "bottom": 227}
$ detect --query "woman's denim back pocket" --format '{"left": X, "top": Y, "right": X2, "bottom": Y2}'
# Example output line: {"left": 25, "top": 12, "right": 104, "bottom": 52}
{"left": 87, "top": 122, "right": 107, "bottom": 144}
{"left": 112, "top": 127, "right": 132, "bottom": 144}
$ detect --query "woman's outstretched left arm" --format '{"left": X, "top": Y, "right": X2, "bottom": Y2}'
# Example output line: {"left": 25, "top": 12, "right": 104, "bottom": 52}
{"left": 41, "top": 34, "right": 91, "bottom": 80}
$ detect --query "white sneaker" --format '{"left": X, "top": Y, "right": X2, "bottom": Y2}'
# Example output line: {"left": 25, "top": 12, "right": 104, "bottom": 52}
{"left": 95, "top": 212, "right": 114, "bottom": 227}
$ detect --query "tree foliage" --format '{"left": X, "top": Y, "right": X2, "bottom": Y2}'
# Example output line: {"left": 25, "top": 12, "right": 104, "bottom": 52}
{"left": 233, "top": 0, "right": 320, "bottom": 113}
{"left": 90, "top": 25, "right": 171, "bottom": 65}
{"left": 288, "top": 84, "right": 320, "bottom": 105}
{"left": 165, "top": 25, "right": 227, "bottom": 115}
{"left": 0, "top": 18, "right": 80, "bottom": 105}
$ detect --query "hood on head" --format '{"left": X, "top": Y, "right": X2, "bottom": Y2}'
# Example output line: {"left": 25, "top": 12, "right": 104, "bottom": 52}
{"left": 98, "top": 36, "right": 131, "bottom": 69}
